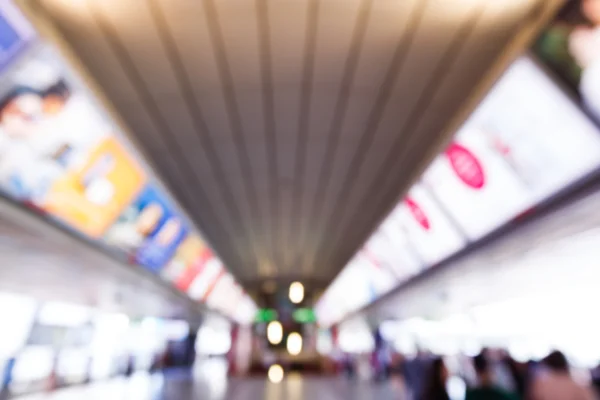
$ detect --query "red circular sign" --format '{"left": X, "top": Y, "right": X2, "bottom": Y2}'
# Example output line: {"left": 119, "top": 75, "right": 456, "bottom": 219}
{"left": 445, "top": 142, "right": 485, "bottom": 189}
{"left": 405, "top": 197, "right": 430, "bottom": 231}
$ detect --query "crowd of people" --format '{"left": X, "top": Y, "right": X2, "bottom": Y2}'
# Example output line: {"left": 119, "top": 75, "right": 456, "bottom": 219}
{"left": 399, "top": 349, "right": 599, "bottom": 400}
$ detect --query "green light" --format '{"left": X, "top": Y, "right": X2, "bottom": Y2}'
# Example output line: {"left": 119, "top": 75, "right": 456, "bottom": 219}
{"left": 292, "top": 308, "right": 316, "bottom": 324}
{"left": 255, "top": 308, "right": 278, "bottom": 323}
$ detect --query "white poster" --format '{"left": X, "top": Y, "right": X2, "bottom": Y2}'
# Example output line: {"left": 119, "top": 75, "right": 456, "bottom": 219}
{"left": 353, "top": 251, "right": 398, "bottom": 298}
{"left": 206, "top": 274, "right": 243, "bottom": 316}
{"left": 363, "top": 209, "right": 423, "bottom": 282}
{"left": 187, "top": 257, "right": 223, "bottom": 302}
{"left": 424, "top": 57, "right": 600, "bottom": 240}
{"left": 319, "top": 261, "right": 373, "bottom": 324}
{"left": 396, "top": 184, "right": 466, "bottom": 265}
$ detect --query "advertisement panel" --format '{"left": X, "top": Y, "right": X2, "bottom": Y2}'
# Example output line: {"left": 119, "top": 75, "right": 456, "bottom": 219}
{"left": 354, "top": 251, "right": 397, "bottom": 299}
{"left": 187, "top": 256, "right": 225, "bottom": 302}
{"left": 423, "top": 57, "right": 600, "bottom": 239}
{"left": 363, "top": 231, "right": 421, "bottom": 285}
{"left": 367, "top": 206, "right": 423, "bottom": 280}
{"left": 0, "top": 53, "right": 146, "bottom": 237}
{"left": 43, "top": 138, "right": 146, "bottom": 237}
{"left": 105, "top": 185, "right": 188, "bottom": 273}
{"left": 396, "top": 184, "right": 466, "bottom": 265}
{"left": 160, "top": 235, "right": 209, "bottom": 290}
{"left": 534, "top": 0, "right": 600, "bottom": 122}
{"left": 206, "top": 274, "right": 244, "bottom": 316}
{"left": 324, "top": 258, "right": 376, "bottom": 319}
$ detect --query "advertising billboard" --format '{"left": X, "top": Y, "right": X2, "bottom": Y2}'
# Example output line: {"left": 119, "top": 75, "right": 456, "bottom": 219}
{"left": 423, "top": 56, "right": 600, "bottom": 239}
{"left": 160, "top": 235, "right": 209, "bottom": 290}
{"left": 363, "top": 226, "right": 422, "bottom": 284}
{"left": 187, "top": 256, "right": 225, "bottom": 302}
{"left": 396, "top": 184, "right": 466, "bottom": 266}
{"left": 206, "top": 274, "right": 244, "bottom": 316}
{"left": 105, "top": 185, "right": 188, "bottom": 273}
{"left": 0, "top": 54, "right": 146, "bottom": 237}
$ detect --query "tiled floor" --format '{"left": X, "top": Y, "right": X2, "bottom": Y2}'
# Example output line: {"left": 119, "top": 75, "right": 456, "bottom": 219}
{"left": 17, "top": 360, "right": 408, "bottom": 400}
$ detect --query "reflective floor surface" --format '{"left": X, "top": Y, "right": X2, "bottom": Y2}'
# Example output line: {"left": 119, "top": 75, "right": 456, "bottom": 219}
{"left": 18, "top": 360, "right": 408, "bottom": 400}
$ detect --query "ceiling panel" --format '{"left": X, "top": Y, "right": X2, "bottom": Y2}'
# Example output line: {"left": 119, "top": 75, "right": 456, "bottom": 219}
{"left": 27, "top": 0, "right": 564, "bottom": 291}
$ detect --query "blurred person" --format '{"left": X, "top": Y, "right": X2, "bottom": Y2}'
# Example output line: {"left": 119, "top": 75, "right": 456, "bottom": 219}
{"left": 373, "top": 341, "right": 392, "bottom": 381}
{"left": 591, "top": 363, "right": 600, "bottom": 395}
{"left": 403, "top": 351, "right": 432, "bottom": 399}
{"left": 482, "top": 348, "right": 518, "bottom": 392}
{"left": 342, "top": 353, "right": 356, "bottom": 379}
{"left": 420, "top": 357, "right": 450, "bottom": 400}
{"left": 528, "top": 351, "right": 596, "bottom": 400}
{"left": 466, "top": 354, "right": 519, "bottom": 400}
{"left": 505, "top": 355, "right": 529, "bottom": 397}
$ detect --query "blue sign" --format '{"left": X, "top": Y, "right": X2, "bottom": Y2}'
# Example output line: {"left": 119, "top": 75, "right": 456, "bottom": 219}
{"left": 106, "top": 185, "right": 188, "bottom": 273}
{"left": 0, "top": 3, "right": 32, "bottom": 73}
{"left": 0, "top": 14, "right": 19, "bottom": 51}
{"left": 133, "top": 186, "right": 188, "bottom": 272}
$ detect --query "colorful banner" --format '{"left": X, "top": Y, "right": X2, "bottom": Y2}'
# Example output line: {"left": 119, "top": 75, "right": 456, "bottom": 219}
{"left": 161, "top": 235, "right": 211, "bottom": 291}
{"left": 44, "top": 138, "right": 146, "bottom": 237}
{"left": 105, "top": 185, "right": 188, "bottom": 273}
{"left": 187, "top": 257, "right": 225, "bottom": 302}
{"left": 206, "top": 273, "right": 244, "bottom": 315}
{"left": 0, "top": 56, "right": 145, "bottom": 237}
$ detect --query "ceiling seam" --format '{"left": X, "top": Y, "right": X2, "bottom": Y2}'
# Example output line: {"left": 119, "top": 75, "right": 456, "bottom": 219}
{"left": 145, "top": 0, "right": 261, "bottom": 276}
{"left": 298, "top": 0, "right": 374, "bottom": 276}
{"left": 256, "top": 0, "right": 281, "bottom": 274}
{"left": 322, "top": 0, "right": 491, "bottom": 283}
{"left": 85, "top": 0, "right": 247, "bottom": 274}
{"left": 290, "top": 0, "right": 320, "bottom": 272}
{"left": 202, "top": 0, "right": 268, "bottom": 271}
{"left": 304, "top": 0, "right": 430, "bottom": 279}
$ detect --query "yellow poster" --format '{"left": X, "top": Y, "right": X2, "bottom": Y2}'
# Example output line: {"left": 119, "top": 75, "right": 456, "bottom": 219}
{"left": 162, "top": 235, "right": 207, "bottom": 283}
{"left": 44, "top": 138, "right": 146, "bottom": 237}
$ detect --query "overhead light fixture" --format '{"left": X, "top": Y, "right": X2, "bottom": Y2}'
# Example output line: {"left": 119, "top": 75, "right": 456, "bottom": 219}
{"left": 268, "top": 364, "right": 284, "bottom": 383}
{"left": 267, "top": 321, "right": 283, "bottom": 345}
{"left": 287, "top": 332, "right": 303, "bottom": 356}
{"left": 289, "top": 282, "right": 304, "bottom": 304}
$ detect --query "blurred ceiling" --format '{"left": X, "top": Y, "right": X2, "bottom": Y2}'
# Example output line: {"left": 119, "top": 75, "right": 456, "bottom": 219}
{"left": 0, "top": 197, "right": 204, "bottom": 323}
{"left": 25, "top": 0, "right": 564, "bottom": 292}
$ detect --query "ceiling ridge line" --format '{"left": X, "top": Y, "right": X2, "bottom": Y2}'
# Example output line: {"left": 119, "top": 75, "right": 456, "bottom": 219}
{"left": 146, "top": 0, "right": 261, "bottom": 274}
{"left": 86, "top": 0, "right": 245, "bottom": 272}
{"left": 322, "top": 0, "right": 491, "bottom": 281}
{"left": 289, "top": 0, "right": 320, "bottom": 272}
{"left": 303, "top": 0, "right": 430, "bottom": 278}
{"left": 256, "top": 0, "right": 282, "bottom": 274}
{"left": 202, "top": 0, "right": 268, "bottom": 269}
{"left": 297, "top": 0, "right": 375, "bottom": 275}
